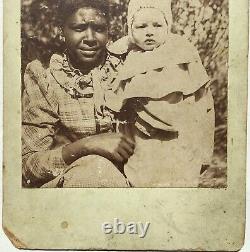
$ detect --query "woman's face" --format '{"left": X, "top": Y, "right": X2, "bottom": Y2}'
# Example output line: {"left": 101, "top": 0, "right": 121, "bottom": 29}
{"left": 63, "top": 7, "right": 109, "bottom": 70}
{"left": 132, "top": 8, "right": 168, "bottom": 51}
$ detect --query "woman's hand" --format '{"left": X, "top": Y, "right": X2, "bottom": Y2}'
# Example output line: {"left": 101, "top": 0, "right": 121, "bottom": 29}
{"left": 89, "top": 133, "right": 135, "bottom": 164}
{"left": 62, "top": 133, "right": 135, "bottom": 165}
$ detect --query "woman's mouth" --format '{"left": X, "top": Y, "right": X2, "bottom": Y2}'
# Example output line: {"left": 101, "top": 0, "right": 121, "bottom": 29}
{"left": 79, "top": 48, "right": 99, "bottom": 57}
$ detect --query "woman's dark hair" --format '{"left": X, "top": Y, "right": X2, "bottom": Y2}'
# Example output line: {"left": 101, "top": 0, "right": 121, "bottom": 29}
{"left": 57, "top": 0, "right": 110, "bottom": 25}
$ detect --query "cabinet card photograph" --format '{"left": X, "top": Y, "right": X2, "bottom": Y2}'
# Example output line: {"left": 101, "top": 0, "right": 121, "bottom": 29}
{"left": 21, "top": 0, "right": 228, "bottom": 188}
{"left": 3, "top": 0, "right": 247, "bottom": 250}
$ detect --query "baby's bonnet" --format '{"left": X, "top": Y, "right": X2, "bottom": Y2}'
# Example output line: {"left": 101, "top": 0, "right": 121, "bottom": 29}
{"left": 127, "top": 0, "right": 173, "bottom": 38}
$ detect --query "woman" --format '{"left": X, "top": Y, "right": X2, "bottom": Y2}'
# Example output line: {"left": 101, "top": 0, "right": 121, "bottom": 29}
{"left": 22, "top": 0, "right": 135, "bottom": 188}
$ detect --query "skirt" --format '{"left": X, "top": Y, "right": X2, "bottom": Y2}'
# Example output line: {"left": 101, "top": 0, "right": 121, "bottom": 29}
{"left": 41, "top": 155, "right": 130, "bottom": 188}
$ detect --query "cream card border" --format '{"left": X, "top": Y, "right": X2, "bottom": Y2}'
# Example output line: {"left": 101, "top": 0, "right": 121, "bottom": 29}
{"left": 3, "top": 0, "right": 248, "bottom": 250}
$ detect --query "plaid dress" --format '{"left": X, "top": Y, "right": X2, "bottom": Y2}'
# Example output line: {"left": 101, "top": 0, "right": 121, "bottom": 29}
{"left": 22, "top": 53, "right": 123, "bottom": 187}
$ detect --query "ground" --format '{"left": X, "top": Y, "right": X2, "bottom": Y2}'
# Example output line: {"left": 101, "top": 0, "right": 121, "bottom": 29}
{"left": 199, "top": 154, "right": 227, "bottom": 188}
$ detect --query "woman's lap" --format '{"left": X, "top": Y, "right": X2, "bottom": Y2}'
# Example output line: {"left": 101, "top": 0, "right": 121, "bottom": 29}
{"left": 42, "top": 155, "right": 130, "bottom": 188}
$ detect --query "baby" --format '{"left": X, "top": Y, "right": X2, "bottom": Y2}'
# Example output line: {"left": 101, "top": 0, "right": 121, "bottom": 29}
{"left": 106, "top": 0, "right": 215, "bottom": 187}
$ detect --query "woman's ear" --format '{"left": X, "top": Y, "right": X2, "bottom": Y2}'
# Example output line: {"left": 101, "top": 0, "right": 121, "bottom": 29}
{"left": 58, "top": 27, "right": 65, "bottom": 43}
{"left": 107, "top": 38, "right": 113, "bottom": 46}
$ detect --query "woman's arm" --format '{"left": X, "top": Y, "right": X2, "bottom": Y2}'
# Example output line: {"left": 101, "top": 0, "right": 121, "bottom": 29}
{"left": 22, "top": 62, "right": 68, "bottom": 187}
{"left": 22, "top": 62, "right": 135, "bottom": 187}
{"left": 62, "top": 132, "right": 135, "bottom": 165}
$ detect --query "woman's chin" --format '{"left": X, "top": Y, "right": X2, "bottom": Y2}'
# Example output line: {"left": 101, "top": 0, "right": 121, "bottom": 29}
{"left": 76, "top": 54, "right": 101, "bottom": 68}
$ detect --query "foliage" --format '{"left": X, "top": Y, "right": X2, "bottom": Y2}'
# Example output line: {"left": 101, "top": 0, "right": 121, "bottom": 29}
{"left": 21, "top": 0, "right": 228, "bottom": 176}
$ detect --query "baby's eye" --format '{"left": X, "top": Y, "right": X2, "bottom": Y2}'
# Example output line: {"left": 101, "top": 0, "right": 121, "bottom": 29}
{"left": 135, "top": 24, "right": 147, "bottom": 29}
{"left": 153, "top": 23, "right": 163, "bottom": 28}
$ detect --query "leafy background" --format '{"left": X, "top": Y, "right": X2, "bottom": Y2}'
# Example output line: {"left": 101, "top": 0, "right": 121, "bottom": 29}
{"left": 21, "top": 0, "right": 228, "bottom": 187}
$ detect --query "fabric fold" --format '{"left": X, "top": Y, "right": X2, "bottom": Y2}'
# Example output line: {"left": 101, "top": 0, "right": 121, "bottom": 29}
{"left": 106, "top": 35, "right": 211, "bottom": 113}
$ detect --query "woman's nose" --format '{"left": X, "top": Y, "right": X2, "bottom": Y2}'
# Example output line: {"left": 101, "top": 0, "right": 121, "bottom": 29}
{"left": 83, "top": 27, "right": 97, "bottom": 46}
{"left": 86, "top": 27, "right": 95, "bottom": 40}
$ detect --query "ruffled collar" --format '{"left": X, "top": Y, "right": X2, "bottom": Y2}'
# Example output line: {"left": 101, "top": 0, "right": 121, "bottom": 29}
{"left": 109, "top": 34, "right": 197, "bottom": 81}
{"left": 50, "top": 52, "right": 122, "bottom": 99}
{"left": 50, "top": 52, "right": 122, "bottom": 118}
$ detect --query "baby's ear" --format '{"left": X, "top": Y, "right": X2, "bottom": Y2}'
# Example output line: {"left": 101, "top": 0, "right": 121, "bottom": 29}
{"left": 107, "top": 36, "right": 130, "bottom": 55}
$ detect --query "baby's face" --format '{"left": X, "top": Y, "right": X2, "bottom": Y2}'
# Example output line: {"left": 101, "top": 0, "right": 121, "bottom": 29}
{"left": 131, "top": 8, "right": 168, "bottom": 51}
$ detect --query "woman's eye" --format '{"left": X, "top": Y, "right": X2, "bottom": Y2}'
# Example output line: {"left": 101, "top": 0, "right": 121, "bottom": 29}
{"left": 94, "top": 25, "right": 106, "bottom": 33}
{"left": 71, "top": 24, "right": 88, "bottom": 32}
{"left": 74, "top": 28, "right": 83, "bottom": 32}
{"left": 72, "top": 26, "right": 85, "bottom": 32}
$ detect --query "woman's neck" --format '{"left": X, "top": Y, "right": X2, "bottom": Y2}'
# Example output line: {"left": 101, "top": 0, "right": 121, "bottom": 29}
{"left": 67, "top": 52, "right": 107, "bottom": 75}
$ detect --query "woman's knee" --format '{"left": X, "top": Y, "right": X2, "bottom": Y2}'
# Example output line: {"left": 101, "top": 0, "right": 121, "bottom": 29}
{"left": 62, "top": 155, "right": 129, "bottom": 188}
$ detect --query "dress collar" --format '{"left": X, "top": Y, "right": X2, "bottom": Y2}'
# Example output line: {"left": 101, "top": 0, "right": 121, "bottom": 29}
{"left": 49, "top": 52, "right": 122, "bottom": 99}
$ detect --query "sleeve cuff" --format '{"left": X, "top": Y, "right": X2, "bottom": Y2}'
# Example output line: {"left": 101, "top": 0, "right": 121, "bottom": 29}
{"left": 47, "top": 146, "right": 69, "bottom": 177}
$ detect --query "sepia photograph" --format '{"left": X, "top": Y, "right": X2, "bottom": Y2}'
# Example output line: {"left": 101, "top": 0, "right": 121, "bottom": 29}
{"left": 21, "top": 0, "right": 228, "bottom": 188}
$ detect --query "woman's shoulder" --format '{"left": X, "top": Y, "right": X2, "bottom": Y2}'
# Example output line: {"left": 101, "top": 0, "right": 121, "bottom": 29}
{"left": 25, "top": 59, "right": 49, "bottom": 77}
{"left": 24, "top": 55, "right": 62, "bottom": 93}
{"left": 25, "top": 53, "right": 65, "bottom": 74}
